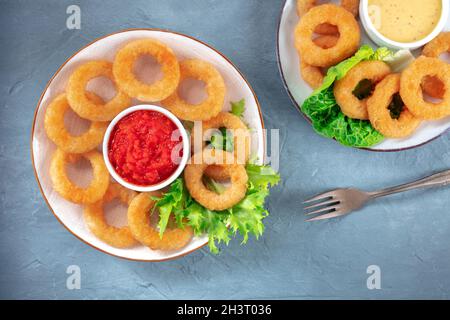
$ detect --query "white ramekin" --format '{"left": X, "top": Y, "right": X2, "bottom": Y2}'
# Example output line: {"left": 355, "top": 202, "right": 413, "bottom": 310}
{"left": 360, "top": 0, "right": 449, "bottom": 50}
{"left": 103, "top": 105, "right": 190, "bottom": 192}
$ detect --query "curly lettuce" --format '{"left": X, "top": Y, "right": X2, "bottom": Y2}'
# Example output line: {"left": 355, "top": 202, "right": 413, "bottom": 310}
{"left": 302, "top": 45, "right": 393, "bottom": 148}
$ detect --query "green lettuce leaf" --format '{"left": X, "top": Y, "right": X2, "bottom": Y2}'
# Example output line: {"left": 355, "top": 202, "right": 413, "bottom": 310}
{"left": 231, "top": 99, "right": 245, "bottom": 118}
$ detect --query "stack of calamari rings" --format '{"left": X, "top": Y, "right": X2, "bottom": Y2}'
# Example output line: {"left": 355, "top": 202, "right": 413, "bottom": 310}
{"left": 45, "top": 38, "right": 252, "bottom": 250}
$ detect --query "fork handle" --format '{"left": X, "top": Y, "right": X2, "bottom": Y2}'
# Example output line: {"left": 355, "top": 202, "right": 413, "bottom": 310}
{"left": 369, "top": 169, "right": 450, "bottom": 199}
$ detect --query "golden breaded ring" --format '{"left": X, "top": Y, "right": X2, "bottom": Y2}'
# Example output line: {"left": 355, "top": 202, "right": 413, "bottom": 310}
{"left": 67, "top": 61, "right": 131, "bottom": 121}
{"left": 334, "top": 61, "right": 391, "bottom": 120}
{"left": 299, "top": 35, "right": 340, "bottom": 89}
{"left": 192, "top": 112, "right": 251, "bottom": 162}
{"left": 197, "top": 112, "right": 251, "bottom": 181}
{"left": 50, "top": 149, "right": 109, "bottom": 204}
{"left": 422, "top": 32, "right": 450, "bottom": 99}
{"left": 297, "top": 0, "right": 359, "bottom": 17}
{"left": 367, "top": 74, "right": 421, "bottom": 138}
{"left": 44, "top": 93, "right": 108, "bottom": 154}
{"left": 300, "top": 61, "right": 325, "bottom": 89}
{"left": 423, "top": 32, "right": 450, "bottom": 58}
{"left": 184, "top": 149, "right": 248, "bottom": 211}
{"left": 113, "top": 39, "right": 180, "bottom": 102}
{"left": 127, "top": 192, "right": 193, "bottom": 251}
{"left": 295, "top": 4, "right": 360, "bottom": 67}
{"left": 161, "top": 59, "right": 225, "bottom": 121}
{"left": 297, "top": 1, "right": 359, "bottom": 35}
{"left": 400, "top": 56, "right": 450, "bottom": 120}
{"left": 192, "top": 112, "right": 251, "bottom": 181}
{"left": 83, "top": 183, "right": 138, "bottom": 248}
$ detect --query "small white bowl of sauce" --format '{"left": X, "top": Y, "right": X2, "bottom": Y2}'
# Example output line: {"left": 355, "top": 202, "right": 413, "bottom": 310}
{"left": 360, "top": 0, "right": 449, "bottom": 50}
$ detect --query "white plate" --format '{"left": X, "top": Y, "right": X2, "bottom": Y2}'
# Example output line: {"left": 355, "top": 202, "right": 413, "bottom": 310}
{"left": 277, "top": 0, "right": 450, "bottom": 151}
{"left": 31, "top": 29, "right": 265, "bottom": 261}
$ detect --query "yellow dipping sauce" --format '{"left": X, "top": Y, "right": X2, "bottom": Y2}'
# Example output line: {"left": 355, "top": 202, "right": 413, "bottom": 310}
{"left": 368, "top": 0, "right": 442, "bottom": 43}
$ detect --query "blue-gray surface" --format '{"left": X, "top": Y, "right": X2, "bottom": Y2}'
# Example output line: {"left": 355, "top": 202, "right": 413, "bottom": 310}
{"left": 1, "top": 0, "right": 449, "bottom": 300}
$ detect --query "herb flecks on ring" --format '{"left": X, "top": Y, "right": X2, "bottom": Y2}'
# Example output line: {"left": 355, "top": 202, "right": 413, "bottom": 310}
{"left": 352, "top": 79, "right": 375, "bottom": 100}
{"left": 388, "top": 93, "right": 405, "bottom": 120}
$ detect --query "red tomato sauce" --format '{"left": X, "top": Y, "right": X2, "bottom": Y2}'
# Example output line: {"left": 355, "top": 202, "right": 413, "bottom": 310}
{"left": 108, "top": 110, "right": 183, "bottom": 186}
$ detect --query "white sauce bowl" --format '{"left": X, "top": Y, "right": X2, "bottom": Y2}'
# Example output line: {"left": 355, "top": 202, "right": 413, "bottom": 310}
{"left": 360, "top": 0, "right": 449, "bottom": 50}
{"left": 102, "top": 105, "right": 190, "bottom": 192}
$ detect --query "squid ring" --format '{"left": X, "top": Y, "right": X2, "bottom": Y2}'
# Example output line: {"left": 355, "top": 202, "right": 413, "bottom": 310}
{"left": 113, "top": 39, "right": 180, "bottom": 102}
{"left": 161, "top": 59, "right": 225, "bottom": 121}
{"left": 67, "top": 61, "right": 131, "bottom": 121}
{"left": 297, "top": 0, "right": 360, "bottom": 35}
{"left": 295, "top": 4, "right": 360, "bottom": 67}
{"left": 192, "top": 112, "right": 251, "bottom": 181}
{"left": 422, "top": 32, "right": 450, "bottom": 99}
{"left": 297, "top": 0, "right": 359, "bottom": 17}
{"left": 367, "top": 74, "right": 421, "bottom": 138}
{"left": 400, "top": 56, "right": 450, "bottom": 120}
{"left": 334, "top": 61, "right": 391, "bottom": 120}
{"left": 299, "top": 35, "right": 340, "bottom": 89}
{"left": 127, "top": 193, "right": 193, "bottom": 251}
{"left": 184, "top": 149, "right": 248, "bottom": 211}
{"left": 44, "top": 93, "right": 108, "bottom": 154}
{"left": 83, "top": 183, "right": 139, "bottom": 248}
{"left": 50, "top": 149, "right": 109, "bottom": 204}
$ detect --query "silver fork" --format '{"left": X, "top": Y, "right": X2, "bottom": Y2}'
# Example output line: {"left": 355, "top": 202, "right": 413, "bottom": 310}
{"left": 304, "top": 169, "right": 450, "bottom": 222}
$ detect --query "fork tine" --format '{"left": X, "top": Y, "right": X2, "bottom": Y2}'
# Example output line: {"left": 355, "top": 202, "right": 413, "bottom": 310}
{"left": 304, "top": 205, "right": 340, "bottom": 217}
{"left": 302, "top": 191, "right": 335, "bottom": 204}
{"left": 304, "top": 200, "right": 340, "bottom": 212}
{"left": 306, "top": 210, "right": 344, "bottom": 222}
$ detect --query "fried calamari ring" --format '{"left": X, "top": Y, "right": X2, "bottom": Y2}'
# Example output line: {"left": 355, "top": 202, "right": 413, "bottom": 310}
{"left": 295, "top": 4, "right": 360, "bottom": 67}
{"left": 300, "top": 61, "right": 325, "bottom": 89}
{"left": 83, "top": 183, "right": 139, "bottom": 248}
{"left": 334, "top": 61, "right": 391, "bottom": 120}
{"left": 44, "top": 93, "right": 108, "bottom": 154}
{"left": 127, "top": 192, "right": 193, "bottom": 251}
{"left": 192, "top": 112, "right": 251, "bottom": 161}
{"left": 297, "top": 0, "right": 359, "bottom": 35}
{"left": 367, "top": 74, "right": 421, "bottom": 138}
{"left": 184, "top": 149, "right": 248, "bottom": 211}
{"left": 297, "top": 0, "right": 359, "bottom": 17}
{"left": 67, "top": 61, "right": 131, "bottom": 121}
{"left": 423, "top": 32, "right": 450, "bottom": 59}
{"left": 422, "top": 32, "right": 450, "bottom": 99}
{"left": 300, "top": 35, "right": 339, "bottom": 89}
{"left": 400, "top": 56, "right": 450, "bottom": 120}
{"left": 203, "top": 112, "right": 251, "bottom": 181}
{"left": 50, "top": 149, "right": 109, "bottom": 204}
{"left": 161, "top": 59, "right": 225, "bottom": 121}
{"left": 113, "top": 39, "right": 180, "bottom": 102}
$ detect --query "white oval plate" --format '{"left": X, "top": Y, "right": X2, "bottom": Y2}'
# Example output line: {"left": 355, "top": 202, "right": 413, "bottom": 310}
{"left": 277, "top": 0, "right": 450, "bottom": 151}
{"left": 31, "top": 29, "right": 265, "bottom": 261}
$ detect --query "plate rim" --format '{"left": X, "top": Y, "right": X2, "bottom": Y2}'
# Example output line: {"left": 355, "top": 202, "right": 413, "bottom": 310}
{"left": 276, "top": 0, "right": 449, "bottom": 153}
{"left": 30, "top": 28, "right": 266, "bottom": 262}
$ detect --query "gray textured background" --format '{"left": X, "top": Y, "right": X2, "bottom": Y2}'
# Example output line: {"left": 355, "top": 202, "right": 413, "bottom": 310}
{"left": 1, "top": 0, "right": 450, "bottom": 300}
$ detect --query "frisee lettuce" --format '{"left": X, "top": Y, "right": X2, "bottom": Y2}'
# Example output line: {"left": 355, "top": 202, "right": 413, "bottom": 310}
{"left": 302, "top": 45, "right": 392, "bottom": 147}
{"left": 153, "top": 165, "right": 280, "bottom": 254}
